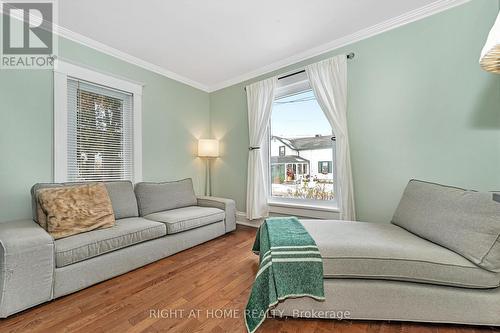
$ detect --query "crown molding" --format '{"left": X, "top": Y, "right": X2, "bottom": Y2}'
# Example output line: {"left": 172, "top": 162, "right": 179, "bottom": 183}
{"left": 207, "top": 0, "right": 472, "bottom": 92}
{"left": 55, "top": 26, "right": 211, "bottom": 92}
{"left": 3, "top": 0, "right": 470, "bottom": 93}
{"left": 0, "top": 2, "right": 210, "bottom": 91}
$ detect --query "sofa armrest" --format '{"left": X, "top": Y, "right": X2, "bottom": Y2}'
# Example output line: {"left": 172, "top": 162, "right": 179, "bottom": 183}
{"left": 197, "top": 196, "right": 236, "bottom": 232}
{"left": 0, "top": 219, "right": 54, "bottom": 317}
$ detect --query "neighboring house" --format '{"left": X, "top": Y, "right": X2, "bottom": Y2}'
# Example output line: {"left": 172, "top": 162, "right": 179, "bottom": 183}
{"left": 270, "top": 135, "right": 335, "bottom": 183}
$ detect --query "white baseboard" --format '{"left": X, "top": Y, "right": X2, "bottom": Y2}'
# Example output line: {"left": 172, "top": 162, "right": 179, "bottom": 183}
{"left": 236, "top": 211, "right": 263, "bottom": 228}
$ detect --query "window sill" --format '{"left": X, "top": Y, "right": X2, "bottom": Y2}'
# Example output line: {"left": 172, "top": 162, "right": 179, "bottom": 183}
{"left": 268, "top": 200, "right": 339, "bottom": 212}
{"left": 268, "top": 199, "right": 340, "bottom": 219}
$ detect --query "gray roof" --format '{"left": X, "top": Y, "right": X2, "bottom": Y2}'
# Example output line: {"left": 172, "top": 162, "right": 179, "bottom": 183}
{"left": 273, "top": 135, "right": 335, "bottom": 151}
{"left": 271, "top": 155, "right": 310, "bottom": 164}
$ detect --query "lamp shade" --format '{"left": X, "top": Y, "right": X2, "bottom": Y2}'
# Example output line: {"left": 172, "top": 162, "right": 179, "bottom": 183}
{"left": 480, "top": 12, "right": 500, "bottom": 73}
{"left": 198, "top": 139, "right": 219, "bottom": 158}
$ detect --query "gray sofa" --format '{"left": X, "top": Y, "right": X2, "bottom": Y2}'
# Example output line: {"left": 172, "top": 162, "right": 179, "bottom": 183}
{"left": 0, "top": 178, "right": 235, "bottom": 317}
{"left": 275, "top": 180, "right": 500, "bottom": 326}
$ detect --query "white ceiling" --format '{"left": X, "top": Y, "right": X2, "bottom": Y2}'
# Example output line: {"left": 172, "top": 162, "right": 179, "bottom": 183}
{"left": 58, "top": 0, "right": 468, "bottom": 92}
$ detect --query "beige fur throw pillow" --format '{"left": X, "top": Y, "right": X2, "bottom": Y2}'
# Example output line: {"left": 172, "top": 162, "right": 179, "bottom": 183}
{"left": 37, "top": 183, "right": 115, "bottom": 239}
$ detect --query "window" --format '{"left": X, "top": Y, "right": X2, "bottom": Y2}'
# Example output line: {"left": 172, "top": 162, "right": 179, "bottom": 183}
{"left": 269, "top": 72, "right": 336, "bottom": 205}
{"left": 318, "top": 161, "right": 332, "bottom": 174}
{"left": 54, "top": 61, "right": 142, "bottom": 183}
{"left": 67, "top": 79, "right": 133, "bottom": 181}
{"left": 279, "top": 146, "right": 285, "bottom": 157}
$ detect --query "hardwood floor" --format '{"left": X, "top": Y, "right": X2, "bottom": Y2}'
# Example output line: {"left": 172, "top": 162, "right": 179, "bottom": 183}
{"left": 0, "top": 225, "right": 498, "bottom": 333}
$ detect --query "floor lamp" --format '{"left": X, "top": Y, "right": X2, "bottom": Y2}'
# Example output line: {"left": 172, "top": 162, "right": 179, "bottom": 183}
{"left": 198, "top": 139, "right": 219, "bottom": 196}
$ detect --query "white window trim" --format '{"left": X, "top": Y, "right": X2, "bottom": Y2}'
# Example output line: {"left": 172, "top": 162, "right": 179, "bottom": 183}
{"left": 268, "top": 198, "right": 340, "bottom": 213}
{"left": 53, "top": 60, "right": 143, "bottom": 183}
{"left": 268, "top": 71, "right": 339, "bottom": 211}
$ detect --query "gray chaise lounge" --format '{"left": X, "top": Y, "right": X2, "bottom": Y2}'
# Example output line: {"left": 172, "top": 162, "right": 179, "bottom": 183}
{"left": 275, "top": 180, "right": 500, "bottom": 326}
{"left": 0, "top": 178, "right": 235, "bottom": 317}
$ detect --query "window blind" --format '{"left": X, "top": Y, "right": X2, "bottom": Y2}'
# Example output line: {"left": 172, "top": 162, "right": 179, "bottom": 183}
{"left": 67, "top": 78, "right": 134, "bottom": 182}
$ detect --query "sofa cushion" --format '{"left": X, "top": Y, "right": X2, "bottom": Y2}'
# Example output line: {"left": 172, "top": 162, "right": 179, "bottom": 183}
{"left": 31, "top": 181, "right": 139, "bottom": 223}
{"left": 301, "top": 220, "right": 500, "bottom": 289}
{"left": 103, "top": 181, "right": 139, "bottom": 219}
{"left": 135, "top": 179, "right": 197, "bottom": 216}
{"left": 55, "top": 217, "right": 166, "bottom": 267}
{"left": 145, "top": 206, "right": 225, "bottom": 234}
{"left": 391, "top": 180, "right": 500, "bottom": 272}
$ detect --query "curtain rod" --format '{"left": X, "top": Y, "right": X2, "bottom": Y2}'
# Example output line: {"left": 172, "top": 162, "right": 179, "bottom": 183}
{"left": 278, "top": 53, "right": 355, "bottom": 81}
{"left": 244, "top": 53, "right": 355, "bottom": 90}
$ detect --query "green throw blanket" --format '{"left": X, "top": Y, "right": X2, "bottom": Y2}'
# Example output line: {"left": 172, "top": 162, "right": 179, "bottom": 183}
{"left": 245, "top": 217, "right": 325, "bottom": 333}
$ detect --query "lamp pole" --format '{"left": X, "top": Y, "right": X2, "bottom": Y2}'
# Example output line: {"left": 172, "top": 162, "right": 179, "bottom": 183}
{"left": 205, "top": 158, "right": 211, "bottom": 196}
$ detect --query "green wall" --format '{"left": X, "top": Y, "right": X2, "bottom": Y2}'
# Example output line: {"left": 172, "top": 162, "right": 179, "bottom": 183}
{"left": 210, "top": 0, "right": 500, "bottom": 222}
{"left": 1, "top": 0, "right": 499, "bottom": 224}
{"left": 0, "top": 38, "right": 210, "bottom": 222}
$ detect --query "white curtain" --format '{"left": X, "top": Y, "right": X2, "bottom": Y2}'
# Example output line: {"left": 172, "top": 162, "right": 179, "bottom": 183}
{"left": 306, "top": 56, "right": 356, "bottom": 221}
{"left": 246, "top": 77, "right": 277, "bottom": 220}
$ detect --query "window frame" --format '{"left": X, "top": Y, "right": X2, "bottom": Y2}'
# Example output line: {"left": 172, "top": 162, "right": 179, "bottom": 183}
{"left": 267, "top": 71, "right": 338, "bottom": 211}
{"left": 318, "top": 161, "right": 333, "bottom": 174}
{"left": 278, "top": 145, "right": 285, "bottom": 157}
{"left": 53, "top": 60, "right": 143, "bottom": 183}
